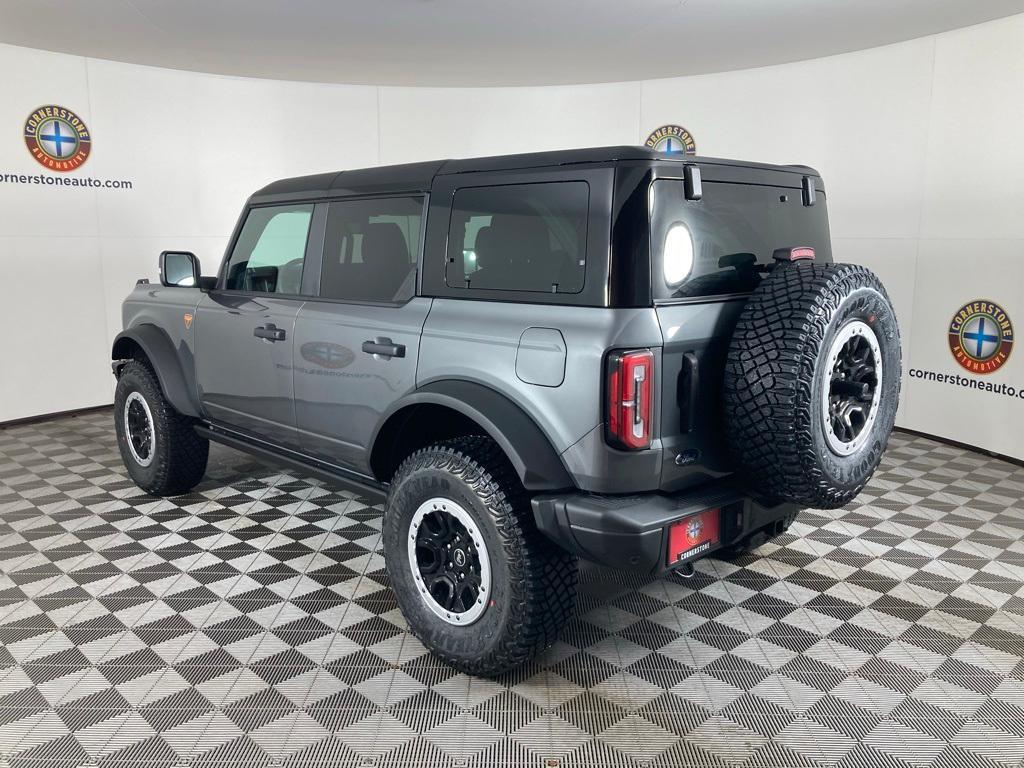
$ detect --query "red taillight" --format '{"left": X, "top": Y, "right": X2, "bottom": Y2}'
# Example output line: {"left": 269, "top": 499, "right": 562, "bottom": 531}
{"left": 606, "top": 349, "right": 654, "bottom": 450}
{"left": 772, "top": 246, "right": 815, "bottom": 262}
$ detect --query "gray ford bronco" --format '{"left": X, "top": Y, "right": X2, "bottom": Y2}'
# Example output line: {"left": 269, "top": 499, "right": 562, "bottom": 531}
{"left": 112, "top": 146, "right": 901, "bottom": 675}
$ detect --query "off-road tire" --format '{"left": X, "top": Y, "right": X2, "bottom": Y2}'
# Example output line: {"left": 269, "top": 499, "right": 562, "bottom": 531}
{"left": 724, "top": 262, "right": 901, "bottom": 509}
{"left": 383, "top": 436, "right": 577, "bottom": 677}
{"left": 114, "top": 361, "right": 209, "bottom": 495}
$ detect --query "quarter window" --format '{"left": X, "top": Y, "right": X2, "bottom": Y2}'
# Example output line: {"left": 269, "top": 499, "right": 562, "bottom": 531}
{"left": 321, "top": 196, "right": 423, "bottom": 303}
{"left": 446, "top": 182, "right": 589, "bottom": 293}
{"left": 224, "top": 204, "right": 313, "bottom": 294}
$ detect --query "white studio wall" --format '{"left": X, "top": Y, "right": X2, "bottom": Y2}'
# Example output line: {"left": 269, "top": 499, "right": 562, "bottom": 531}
{"left": 1, "top": 15, "right": 1022, "bottom": 459}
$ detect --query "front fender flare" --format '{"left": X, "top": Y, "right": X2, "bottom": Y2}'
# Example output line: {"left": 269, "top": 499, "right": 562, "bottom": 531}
{"left": 373, "top": 380, "right": 573, "bottom": 492}
{"left": 111, "top": 325, "right": 201, "bottom": 418}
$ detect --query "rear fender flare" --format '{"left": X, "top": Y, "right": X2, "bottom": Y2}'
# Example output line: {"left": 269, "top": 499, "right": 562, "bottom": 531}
{"left": 372, "top": 380, "right": 573, "bottom": 492}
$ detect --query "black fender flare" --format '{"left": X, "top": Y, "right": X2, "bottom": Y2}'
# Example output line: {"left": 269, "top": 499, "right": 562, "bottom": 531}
{"left": 111, "top": 325, "right": 201, "bottom": 418}
{"left": 372, "top": 379, "right": 573, "bottom": 492}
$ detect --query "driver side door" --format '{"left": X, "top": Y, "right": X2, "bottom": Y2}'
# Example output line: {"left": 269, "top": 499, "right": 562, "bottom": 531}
{"left": 195, "top": 202, "right": 324, "bottom": 448}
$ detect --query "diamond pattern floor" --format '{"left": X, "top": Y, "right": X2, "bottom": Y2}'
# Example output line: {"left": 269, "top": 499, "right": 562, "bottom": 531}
{"left": 1, "top": 410, "right": 1023, "bottom": 767}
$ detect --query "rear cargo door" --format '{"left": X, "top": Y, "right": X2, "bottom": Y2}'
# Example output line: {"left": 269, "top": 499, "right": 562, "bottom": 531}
{"left": 651, "top": 178, "right": 831, "bottom": 491}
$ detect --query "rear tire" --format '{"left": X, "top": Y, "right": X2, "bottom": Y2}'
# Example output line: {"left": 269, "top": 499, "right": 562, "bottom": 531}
{"left": 724, "top": 262, "right": 901, "bottom": 509}
{"left": 114, "top": 361, "right": 209, "bottom": 495}
{"left": 383, "top": 436, "right": 577, "bottom": 677}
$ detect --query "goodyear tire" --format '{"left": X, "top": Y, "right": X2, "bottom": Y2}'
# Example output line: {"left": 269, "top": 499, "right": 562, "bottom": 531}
{"left": 114, "top": 361, "right": 209, "bottom": 496}
{"left": 383, "top": 436, "right": 577, "bottom": 677}
{"left": 724, "top": 262, "right": 901, "bottom": 509}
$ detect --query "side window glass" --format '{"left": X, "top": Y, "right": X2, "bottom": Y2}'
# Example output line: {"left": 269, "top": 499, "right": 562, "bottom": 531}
{"left": 461, "top": 215, "right": 492, "bottom": 276}
{"left": 321, "top": 196, "right": 423, "bottom": 303}
{"left": 446, "top": 181, "right": 589, "bottom": 293}
{"left": 224, "top": 204, "right": 314, "bottom": 294}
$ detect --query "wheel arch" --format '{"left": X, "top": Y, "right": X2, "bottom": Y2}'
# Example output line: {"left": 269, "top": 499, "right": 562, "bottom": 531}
{"left": 369, "top": 380, "right": 573, "bottom": 492}
{"left": 111, "top": 325, "right": 201, "bottom": 418}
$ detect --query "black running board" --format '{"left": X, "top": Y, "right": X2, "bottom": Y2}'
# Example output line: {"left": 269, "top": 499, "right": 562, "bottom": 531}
{"left": 194, "top": 423, "right": 388, "bottom": 499}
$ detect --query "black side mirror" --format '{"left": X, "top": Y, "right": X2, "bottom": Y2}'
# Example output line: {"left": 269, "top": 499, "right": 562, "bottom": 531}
{"left": 159, "top": 251, "right": 201, "bottom": 287}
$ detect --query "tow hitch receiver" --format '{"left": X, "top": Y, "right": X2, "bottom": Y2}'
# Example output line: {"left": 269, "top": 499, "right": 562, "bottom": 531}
{"left": 667, "top": 507, "right": 721, "bottom": 566}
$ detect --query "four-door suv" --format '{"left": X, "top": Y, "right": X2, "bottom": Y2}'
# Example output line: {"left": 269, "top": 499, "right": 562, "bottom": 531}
{"left": 112, "top": 146, "right": 901, "bottom": 675}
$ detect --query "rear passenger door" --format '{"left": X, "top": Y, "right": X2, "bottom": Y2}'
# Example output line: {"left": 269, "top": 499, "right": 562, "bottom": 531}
{"left": 293, "top": 195, "right": 430, "bottom": 473}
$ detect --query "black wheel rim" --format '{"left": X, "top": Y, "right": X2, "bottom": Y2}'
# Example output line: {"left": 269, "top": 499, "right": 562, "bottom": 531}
{"left": 416, "top": 511, "right": 483, "bottom": 612}
{"left": 824, "top": 320, "right": 882, "bottom": 455}
{"left": 124, "top": 391, "right": 155, "bottom": 467}
{"left": 407, "top": 498, "right": 490, "bottom": 625}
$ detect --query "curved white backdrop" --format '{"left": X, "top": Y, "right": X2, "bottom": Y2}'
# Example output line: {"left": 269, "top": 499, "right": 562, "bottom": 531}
{"left": 1, "top": 15, "right": 1022, "bottom": 459}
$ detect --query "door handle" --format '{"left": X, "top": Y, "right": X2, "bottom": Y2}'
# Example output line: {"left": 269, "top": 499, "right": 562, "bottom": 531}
{"left": 254, "top": 324, "right": 286, "bottom": 342}
{"left": 362, "top": 338, "right": 405, "bottom": 358}
{"left": 681, "top": 351, "right": 700, "bottom": 432}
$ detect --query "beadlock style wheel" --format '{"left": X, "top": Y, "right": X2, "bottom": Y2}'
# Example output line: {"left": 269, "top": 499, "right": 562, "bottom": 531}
{"left": 822, "top": 320, "right": 882, "bottom": 456}
{"left": 383, "top": 437, "right": 577, "bottom": 676}
{"left": 123, "top": 391, "right": 155, "bottom": 467}
{"left": 114, "top": 361, "right": 210, "bottom": 496}
{"left": 724, "top": 262, "right": 901, "bottom": 509}
{"left": 407, "top": 497, "right": 491, "bottom": 626}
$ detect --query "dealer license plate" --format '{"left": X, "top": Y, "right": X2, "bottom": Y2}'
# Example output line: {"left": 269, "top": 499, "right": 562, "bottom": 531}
{"left": 667, "top": 507, "right": 721, "bottom": 566}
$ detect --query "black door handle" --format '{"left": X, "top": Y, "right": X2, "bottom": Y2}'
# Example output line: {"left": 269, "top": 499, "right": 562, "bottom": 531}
{"left": 362, "top": 338, "right": 405, "bottom": 358}
{"left": 254, "top": 324, "right": 286, "bottom": 341}
{"left": 681, "top": 351, "right": 700, "bottom": 432}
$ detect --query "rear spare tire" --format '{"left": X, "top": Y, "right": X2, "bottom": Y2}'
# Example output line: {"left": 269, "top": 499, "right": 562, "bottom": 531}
{"left": 724, "top": 262, "right": 901, "bottom": 509}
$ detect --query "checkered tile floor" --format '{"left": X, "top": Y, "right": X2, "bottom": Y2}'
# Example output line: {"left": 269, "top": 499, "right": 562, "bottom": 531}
{"left": 1, "top": 410, "right": 1023, "bottom": 768}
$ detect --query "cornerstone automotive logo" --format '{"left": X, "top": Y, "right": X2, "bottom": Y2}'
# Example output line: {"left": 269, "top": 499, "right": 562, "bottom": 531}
{"left": 300, "top": 341, "right": 355, "bottom": 370}
{"left": 948, "top": 300, "right": 1014, "bottom": 374}
{"left": 644, "top": 124, "right": 696, "bottom": 155}
{"left": 24, "top": 105, "right": 91, "bottom": 172}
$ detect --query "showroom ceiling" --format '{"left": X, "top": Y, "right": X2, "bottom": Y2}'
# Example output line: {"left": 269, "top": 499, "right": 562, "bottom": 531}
{"left": 2, "top": 0, "right": 1024, "bottom": 86}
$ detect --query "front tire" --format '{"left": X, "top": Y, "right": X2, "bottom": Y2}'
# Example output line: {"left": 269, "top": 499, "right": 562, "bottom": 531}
{"left": 114, "top": 361, "right": 209, "bottom": 495}
{"left": 383, "top": 436, "right": 577, "bottom": 677}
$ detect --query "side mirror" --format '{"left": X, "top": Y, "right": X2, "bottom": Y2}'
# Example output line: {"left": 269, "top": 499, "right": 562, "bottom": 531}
{"left": 159, "top": 251, "right": 201, "bottom": 287}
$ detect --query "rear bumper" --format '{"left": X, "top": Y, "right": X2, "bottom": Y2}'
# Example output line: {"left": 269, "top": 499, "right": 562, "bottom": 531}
{"left": 531, "top": 480, "right": 798, "bottom": 575}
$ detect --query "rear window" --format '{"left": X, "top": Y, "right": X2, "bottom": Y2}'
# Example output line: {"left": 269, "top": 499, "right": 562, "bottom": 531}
{"left": 650, "top": 179, "right": 831, "bottom": 301}
{"left": 321, "top": 196, "right": 423, "bottom": 304}
{"left": 446, "top": 181, "right": 589, "bottom": 293}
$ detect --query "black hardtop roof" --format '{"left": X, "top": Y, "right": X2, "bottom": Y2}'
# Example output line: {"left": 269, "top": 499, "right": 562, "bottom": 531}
{"left": 250, "top": 146, "right": 821, "bottom": 204}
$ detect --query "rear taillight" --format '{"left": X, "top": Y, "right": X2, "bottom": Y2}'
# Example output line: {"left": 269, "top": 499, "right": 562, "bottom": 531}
{"left": 606, "top": 349, "right": 654, "bottom": 450}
